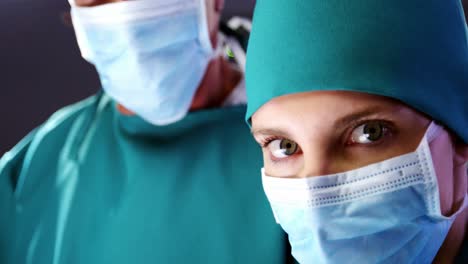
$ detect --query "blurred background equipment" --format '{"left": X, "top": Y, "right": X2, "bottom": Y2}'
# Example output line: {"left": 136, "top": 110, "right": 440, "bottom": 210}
{"left": 0, "top": 0, "right": 256, "bottom": 154}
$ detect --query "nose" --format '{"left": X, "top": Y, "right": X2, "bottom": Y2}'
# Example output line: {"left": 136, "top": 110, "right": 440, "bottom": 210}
{"left": 296, "top": 142, "right": 349, "bottom": 178}
{"left": 75, "top": 0, "right": 122, "bottom": 7}
{"left": 297, "top": 162, "right": 332, "bottom": 178}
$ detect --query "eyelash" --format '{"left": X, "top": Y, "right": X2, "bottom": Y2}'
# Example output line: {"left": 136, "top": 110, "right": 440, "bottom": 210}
{"left": 259, "top": 135, "right": 299, "bottom": 164}
{"left": 259, "top": 136, "right": 283, "bottom": 148}
{"left": 344, "top": 119, "right": 394, "bottom": 146}
{"left": 258, "top": 119, "right": 395, "bottom": 148}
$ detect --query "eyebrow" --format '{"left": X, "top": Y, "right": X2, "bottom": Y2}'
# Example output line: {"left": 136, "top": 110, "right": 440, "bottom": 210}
{"left": 334, "top": 105, "right": 392, "bottom": 128}
{"left": 251, "top": 105, "right": 396, "bottom": 138}
{"left": 251, "top": 128, "right": 294, "bottom": 139}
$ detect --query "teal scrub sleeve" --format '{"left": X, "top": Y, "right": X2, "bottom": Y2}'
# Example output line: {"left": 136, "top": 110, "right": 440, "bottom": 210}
{"left": 0, "top": 97, "right": 95, "bottom": 264}
{"left": 0, "top": 129, "right": 37, "bottom": 263}
{"left": 10, "top": 92, "right": 291, "bottom": 264}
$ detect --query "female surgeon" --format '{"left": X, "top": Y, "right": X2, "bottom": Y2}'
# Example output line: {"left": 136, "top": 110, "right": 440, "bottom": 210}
{"left": 245, "top": 0, "right": 468, "bottom": 263}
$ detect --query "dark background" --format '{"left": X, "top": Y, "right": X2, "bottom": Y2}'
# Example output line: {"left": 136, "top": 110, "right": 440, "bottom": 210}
{"left": 0, "top": 0, "right": 467, "bottom": 155}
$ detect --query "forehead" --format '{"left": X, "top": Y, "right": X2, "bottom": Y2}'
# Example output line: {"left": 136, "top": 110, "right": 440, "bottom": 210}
{"left": 75, "top": 0, "right": 210, "bottom": 6}
{"left": 251, "top": 90, "right": 422, "bottom": 130}
{"left": 75, "top": 0, "right": 121, "bottom": 6}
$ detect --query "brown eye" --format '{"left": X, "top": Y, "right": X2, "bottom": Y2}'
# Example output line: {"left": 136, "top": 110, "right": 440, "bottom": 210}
{"left": 350, "top": 121, "right": 387, "bottom": 144}
{"left": 268, "top": 139, "right": 300, "bottom": 158}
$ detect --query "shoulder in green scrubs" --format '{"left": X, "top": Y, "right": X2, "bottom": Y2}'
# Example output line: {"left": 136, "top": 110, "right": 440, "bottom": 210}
{"left": 0, "top": 92, "right": 290, "bottom": 263}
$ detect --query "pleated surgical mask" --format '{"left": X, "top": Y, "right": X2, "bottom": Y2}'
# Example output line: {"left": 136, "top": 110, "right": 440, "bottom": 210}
{"left": 69, "top": 0, "right": 214, "bottom": 125}
{"left": 262, "top": 121, "right": 468, "bottom": 264}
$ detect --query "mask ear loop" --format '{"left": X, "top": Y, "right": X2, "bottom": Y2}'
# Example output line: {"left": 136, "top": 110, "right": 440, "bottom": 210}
{"left": 69, "top": 7, "right": 93, "bottom": 61}
{"left": 423, "top": 121, "right": 468, "bottom": 220}
{"left": 214, "top": 33, "right": 228, "bottom": 59}
{"left": 197, "top": 0, "right": 215, "bottom": 56}
{"left": 426, "top": 121, "right": 444, "bottom": 143}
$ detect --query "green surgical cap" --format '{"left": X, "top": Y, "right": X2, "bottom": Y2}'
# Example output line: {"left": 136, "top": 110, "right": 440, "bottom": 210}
{"left": 246, "top": 0, "right": 468, "bottom": 143}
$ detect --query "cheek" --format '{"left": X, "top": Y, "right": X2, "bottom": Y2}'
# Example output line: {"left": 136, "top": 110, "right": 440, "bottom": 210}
{"left": 261, "top": 150, "right": 270, "bottom": 168}
{"left": 261, "top": 150, "right": 304, "bottom": 178}
{"left": 261, "top": 151, "right": 279, "bottom": 176}
{"left": 429, "top": 133, "right": 455, "bottom": 216}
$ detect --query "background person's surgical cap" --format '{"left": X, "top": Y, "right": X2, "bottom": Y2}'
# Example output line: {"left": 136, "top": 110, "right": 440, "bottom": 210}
{"left": 245, "top": 0, "right": 468, "bottom": 143}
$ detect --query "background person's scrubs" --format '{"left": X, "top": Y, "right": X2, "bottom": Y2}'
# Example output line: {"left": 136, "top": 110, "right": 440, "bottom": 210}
{"left": 0, "top": 20, "right": 291, "bottom": 263}
{"left": 0, "top": 91, "right": 289, "bottom": 264}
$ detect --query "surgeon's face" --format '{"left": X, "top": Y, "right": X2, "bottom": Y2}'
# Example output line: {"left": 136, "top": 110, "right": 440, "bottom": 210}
{"left": 251, "top": 91, "right": 468, "bottom": 216}
{"left": 251, "top": 91, "right": 432, "bottom": 178}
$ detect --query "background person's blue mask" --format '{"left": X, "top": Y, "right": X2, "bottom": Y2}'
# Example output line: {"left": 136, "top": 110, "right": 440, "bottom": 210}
{"left": 69, "top": 0, "right": 214, "bottom": 126}
{"left": 262, "top": 122, "right": 468, "bottom": 264}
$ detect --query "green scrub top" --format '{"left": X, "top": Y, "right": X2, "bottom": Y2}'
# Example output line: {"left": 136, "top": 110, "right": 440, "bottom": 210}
{"left": 0, "top": 92, "right": 290, "bottom": 263}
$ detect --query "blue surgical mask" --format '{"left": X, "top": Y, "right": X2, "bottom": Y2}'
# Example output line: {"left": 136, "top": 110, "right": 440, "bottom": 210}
{"left": 69, "top": 0, "right": 214, "bottom": 125}
{"left": 262, "top": 122, "right": 468, "bottom": 264}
